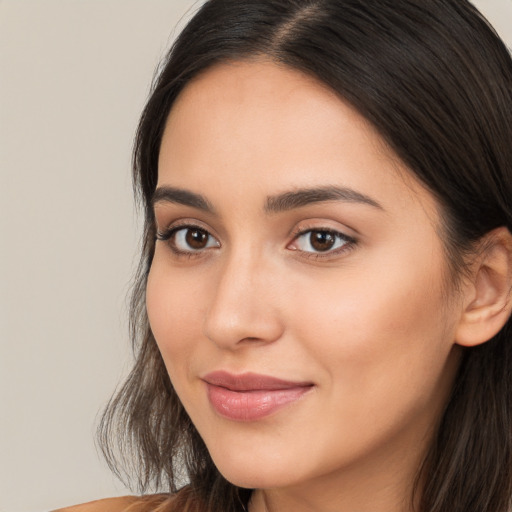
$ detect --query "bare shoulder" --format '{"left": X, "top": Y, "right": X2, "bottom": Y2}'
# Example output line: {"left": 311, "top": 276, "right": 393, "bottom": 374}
{"left": 52, "top": 492, "right": 182, "bottom": 512}
{"left": 52, "top": 496, "right": 141, "bottom": 512}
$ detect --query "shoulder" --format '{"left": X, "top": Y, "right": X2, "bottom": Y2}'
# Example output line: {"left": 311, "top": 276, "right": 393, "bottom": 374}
{"left": 52, "top": 494, "right": 172, "bottom": 512}
{"left": 52, "top": 496, "right": 138, "bottom": 512}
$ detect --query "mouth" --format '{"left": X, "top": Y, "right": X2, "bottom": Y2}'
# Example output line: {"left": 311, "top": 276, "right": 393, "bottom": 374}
{"left": 202, "top": 371, "right": 314, "bottom": 421}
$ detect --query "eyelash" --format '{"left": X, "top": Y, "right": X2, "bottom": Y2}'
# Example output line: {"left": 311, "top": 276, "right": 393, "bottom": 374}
{"left": 155, "top": 223, "right": 357, "bottom": 260}
{"left": 288, "top": 226, "right": 356, "bottom": 260}
{"left": 156, "top": 223, "right": 219, "bottom": 258}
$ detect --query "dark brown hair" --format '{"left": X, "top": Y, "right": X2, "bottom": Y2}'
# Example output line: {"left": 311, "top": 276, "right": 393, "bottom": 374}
{"left": 99, "top": 1, "right": 512, "bottom": 511}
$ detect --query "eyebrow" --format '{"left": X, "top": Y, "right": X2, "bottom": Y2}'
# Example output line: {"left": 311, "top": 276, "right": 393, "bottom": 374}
{"left": 264, "top": 185, "right": 383, "bottom": 213}
{"left": 152, "top": 186, "right": 215, "bottom": 213}
{"left": 151, "top": 184, "right": 383, "bottom": 214}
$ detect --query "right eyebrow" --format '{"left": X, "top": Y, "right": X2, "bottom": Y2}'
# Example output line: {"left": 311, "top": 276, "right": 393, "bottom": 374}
{"left": 151, "top": 186, "right": 215, "bottom": 213}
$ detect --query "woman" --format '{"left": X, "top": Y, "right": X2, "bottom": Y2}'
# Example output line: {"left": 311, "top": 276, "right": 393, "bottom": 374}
{"left": 58, "top": 0, "right": 512, "bottom": 511}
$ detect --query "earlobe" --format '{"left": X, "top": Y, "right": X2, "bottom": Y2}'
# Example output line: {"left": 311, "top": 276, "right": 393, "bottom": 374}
{"left": 455, "top": 227, "right": 512, "bottom": 347}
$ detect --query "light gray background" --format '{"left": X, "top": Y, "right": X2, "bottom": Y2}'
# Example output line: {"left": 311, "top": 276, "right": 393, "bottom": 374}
{"left": 1, "top": 1, "right": 511, "bottom": 511}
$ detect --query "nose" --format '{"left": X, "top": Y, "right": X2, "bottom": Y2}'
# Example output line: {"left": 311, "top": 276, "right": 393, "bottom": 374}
{"left": 203, "top": 250, "right": 284, "bottom": 349}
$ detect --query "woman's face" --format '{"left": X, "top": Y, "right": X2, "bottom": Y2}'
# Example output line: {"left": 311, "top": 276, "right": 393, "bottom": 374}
{"left": 147, "top": 60, "right": 463, "bottom": 500}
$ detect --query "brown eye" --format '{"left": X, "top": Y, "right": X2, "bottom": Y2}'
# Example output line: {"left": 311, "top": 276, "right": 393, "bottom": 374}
{"left": 185, "top": 228, "right": 210, "bottom": 249}
{"left": 290, "top": 228, "right": 353, "bottom": 255}
{"left": 309, "top": 231, "right": 336, "bottom": 252}
{"left": 156, "top": 225, "right": 220, "bottom": 253}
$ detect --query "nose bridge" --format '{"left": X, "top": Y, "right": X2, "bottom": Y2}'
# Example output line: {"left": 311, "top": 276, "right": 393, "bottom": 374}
{"left": 203, "top": 243, "right": 283, "bottom": 348}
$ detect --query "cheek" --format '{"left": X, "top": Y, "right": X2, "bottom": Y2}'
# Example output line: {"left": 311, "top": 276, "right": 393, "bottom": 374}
{"left": 278, "top": 259, "right": 459, "bottom": 469}
{"left": 288, "top": 252, "right": 456, "bottom": 400}
{"left": 146, "top": 258, "right": 207, "bottom": 375}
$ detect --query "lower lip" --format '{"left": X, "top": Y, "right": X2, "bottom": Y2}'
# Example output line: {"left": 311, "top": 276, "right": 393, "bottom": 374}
{"left": 205, "top": 383, "right": 312, "bottom": 421}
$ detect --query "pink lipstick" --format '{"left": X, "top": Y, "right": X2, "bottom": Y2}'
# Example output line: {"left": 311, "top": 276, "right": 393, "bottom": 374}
{"left": 202, "top": 371, "right": 313, "bottom": 421}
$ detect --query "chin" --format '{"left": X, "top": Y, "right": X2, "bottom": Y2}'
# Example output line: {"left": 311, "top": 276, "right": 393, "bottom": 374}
{"left": 206, "top": 443, "right": 308, "bottom": 490}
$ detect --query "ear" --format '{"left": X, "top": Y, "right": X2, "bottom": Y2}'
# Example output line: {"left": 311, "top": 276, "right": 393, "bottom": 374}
{"left": 455, "top": 227, "right": 512, "bottom": 347}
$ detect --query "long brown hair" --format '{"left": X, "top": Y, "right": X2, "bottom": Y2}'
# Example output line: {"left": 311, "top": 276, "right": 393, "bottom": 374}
{"left": 99, "top": 1, "right": 512, "bottom": 511}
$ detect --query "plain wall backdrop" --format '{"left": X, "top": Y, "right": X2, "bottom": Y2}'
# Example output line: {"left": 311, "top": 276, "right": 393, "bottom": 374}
{"left": 1, "top": 1, "right": 511, "bottom": 511}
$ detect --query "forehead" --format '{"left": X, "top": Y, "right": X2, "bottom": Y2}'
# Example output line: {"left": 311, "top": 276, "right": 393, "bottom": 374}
{"left": 164, "top": 59, "right": 379, "bottom": 157}
{"left": 157, "top": 59, "right": 438, "bottom": 220}
{"left": 169, "top": 59, "right": 344, "bottom": 120}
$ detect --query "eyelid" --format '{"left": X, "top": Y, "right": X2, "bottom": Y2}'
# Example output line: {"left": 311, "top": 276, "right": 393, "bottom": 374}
{"left": 155, "top": 220, "right": 221, "bottom": 257}
{"left": 155, "top": 218, "right": 357, "bottom": 260}
{"left": 287, "top": 223, "right": 357, "bottom": 259}
{"left": 288, "top": 220, "right": 357, "bottom": 242}
{"left": 156, "top": 218, "right": 218, "bottom": 239}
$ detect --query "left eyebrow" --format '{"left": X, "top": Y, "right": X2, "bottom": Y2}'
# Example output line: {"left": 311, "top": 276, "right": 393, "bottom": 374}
{"left": 264, "top": 185, "right": 383, "bottom": 213}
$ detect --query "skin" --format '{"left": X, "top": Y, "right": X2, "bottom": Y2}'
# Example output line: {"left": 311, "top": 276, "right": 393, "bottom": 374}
{"left": 146, "top": 60, "right": 466, "bottom": 512}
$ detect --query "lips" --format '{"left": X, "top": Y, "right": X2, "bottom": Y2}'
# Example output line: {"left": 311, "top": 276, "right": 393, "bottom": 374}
{"left": 202, "top": 371, "right": 313, "bottom": 421}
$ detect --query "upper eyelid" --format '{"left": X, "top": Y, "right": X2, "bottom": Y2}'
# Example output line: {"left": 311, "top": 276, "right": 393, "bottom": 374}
{"left": 152, "top": 204, "right": 217, "bottom": 229}
{"left": 293, "top": 227, "right": 349, "bottom": 237}
{"left": 156, "top": 219, "right": 217, "bottom": 235}
{"left": 290, "top": 228, "right": 356, "bottom": 248}
{"left": 289, "top": 222, "right": 357, "bottom": 241}
{"left": 156, "top": 219, "right": 358, "bottom": 245}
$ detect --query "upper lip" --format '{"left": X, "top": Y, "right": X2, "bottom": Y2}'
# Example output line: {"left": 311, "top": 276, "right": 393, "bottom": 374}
{"left": 202, "top": 371, "right": 314, "bottom": 391}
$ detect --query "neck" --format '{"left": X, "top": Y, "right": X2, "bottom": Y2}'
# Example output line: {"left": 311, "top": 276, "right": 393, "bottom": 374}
{"left": 249, "top": 470, "right": 420, "bottom": 512}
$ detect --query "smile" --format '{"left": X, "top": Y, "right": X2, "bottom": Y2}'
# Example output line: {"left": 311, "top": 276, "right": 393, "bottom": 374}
{"left": 202, "top": 371, "right": 314, "bottom": 422}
